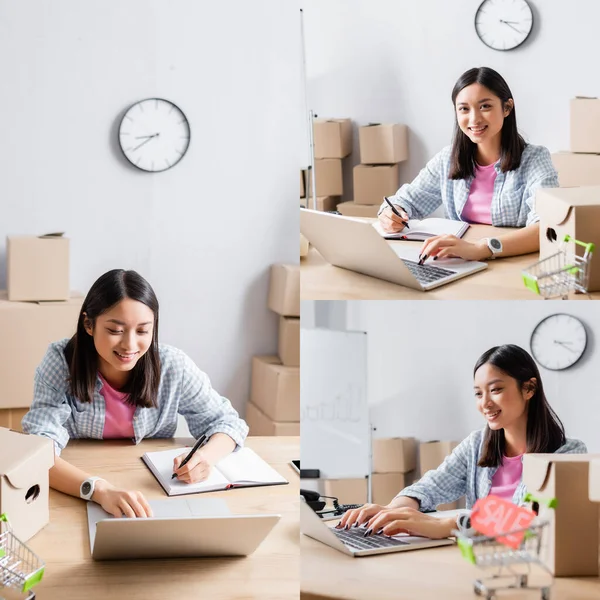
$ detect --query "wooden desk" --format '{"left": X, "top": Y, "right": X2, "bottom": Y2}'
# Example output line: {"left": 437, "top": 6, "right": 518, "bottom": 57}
{"left": 27, "top": 437, "right": 299, "bottom": 600}
{"left": 301, "top": 534, "right": 600, "bottom": 600}
{"left": 301, "top": 223, "right": 599, "bottom": 300}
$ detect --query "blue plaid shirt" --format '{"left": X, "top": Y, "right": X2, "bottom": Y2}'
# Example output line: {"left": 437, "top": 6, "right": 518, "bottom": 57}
{"left": 380, "top": 144, "right": 558, "bottom": 227}
{"left": 22, "top": 339, "right": 249, "bottom": 455}
{"left": 397, "top": 428, "right": 586, "bottom": 511}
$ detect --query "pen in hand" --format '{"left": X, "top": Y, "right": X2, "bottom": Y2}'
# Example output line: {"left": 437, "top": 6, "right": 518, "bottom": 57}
{"left": 171, "top": 434, "right": 207, "bottom": 479}
{"left": 383, "top": 197, "right": 410, "bottom": 229}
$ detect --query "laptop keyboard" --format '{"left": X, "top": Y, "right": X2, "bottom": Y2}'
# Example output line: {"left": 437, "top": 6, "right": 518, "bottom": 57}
{"left": 334, "top": 527, "right": 407, "bottom": 551}
{"left": 402, "top": 260, "right": 456, "bottom": 284}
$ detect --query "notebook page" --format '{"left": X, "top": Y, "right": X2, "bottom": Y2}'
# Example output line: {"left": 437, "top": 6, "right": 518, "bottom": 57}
{"left": 216, "top": 447, "right": 287, "bottom": 485}
{"left": 372, "top": 219, "right": 468, "bottom": 239}
{"left": 143, "top": 447, "right": 230, "bottom": 494}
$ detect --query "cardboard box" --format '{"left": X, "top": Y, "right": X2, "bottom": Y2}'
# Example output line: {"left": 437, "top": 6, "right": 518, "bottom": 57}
{"left": 0, "top": 427, "right": 54, "bottom": 541}
{"left": 278, "top": 317, "right": 299, "bottom": 367}
{"left": 358, "top": 124, "right": 408, "bottom": 164}
{"left": 551, "top": 152, "right": 600, "bottom": 187}
{"left": 7, "top": 234, "right": 70, "bottom": 302}
{"left": 523, "top": 454, "right": 600, "bottom": 576}
{"left": 570, "top": 97, "right": 600, "bottom": 153}
{"left": 337, "top": 201, "right": 380, "bottom": 218}
{"left": 306, "top": 159, "right": 343, "bottom": 197}
{"left": 372, "top": 438, "right": 417, "bottom": 474}
{"left": 323, "top": 478, "right": 368, "bottom": 504}
{"left": 590, "top": 459, "right": 600, "bottom": 502}
{"left": 0, "top": 408, "right": 29, "bottom": 431}
{"left": 372, "top": 472, "right": 414, "bottom": 506}
{"left": 245, "top": 400, "right": 299, "bottom": 436}
{"left": 353, "top": 164, "right": 400, "bottom": 205}
{"left": 300, "top": 170, "right": 306, "bottom": 198}
{"left": 250, "top": 356, "right": 299, "bottom": 421}
{"left": 536, "top": 186, "right": 600, "bottom": 292}
{"left": 314, "top": 196, "right": 340, "bottom": 212}
{"left": 268, "top": 264, "right": 299, "bottom": 317}
{"left": 0, "top": 293, "right": 83, "bottom": 408}
{"left": 419, "top": 441, "right": 460, "bottom": 510}
{"left": 313, "top": 118, "right": 353, "bottom": 159}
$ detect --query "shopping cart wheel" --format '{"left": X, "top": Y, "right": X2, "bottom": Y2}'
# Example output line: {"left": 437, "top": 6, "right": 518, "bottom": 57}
{"left": 473, "top": 581, "right": 483, "bottom": 596}
{"left": 541, "top": 587, "right": 551, "bottom": 600}
{"left": 518, "top": 574, "right": 528, "bottom": 588}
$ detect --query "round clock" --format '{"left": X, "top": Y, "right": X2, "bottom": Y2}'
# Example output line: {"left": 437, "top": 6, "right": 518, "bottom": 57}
{"left": 475, "top": 0, "right": 534, "bottom": 51}
{"left": 530, "top": 314, "right": 587, "bottom": 371}
{"left": 118, "top": 98, "right": 190, "bottom": 172}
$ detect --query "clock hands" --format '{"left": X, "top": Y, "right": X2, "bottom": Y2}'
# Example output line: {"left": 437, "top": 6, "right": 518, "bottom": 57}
{"left": 499, "top": 20, "right": 523, "bottom": 34}
{"left": 553, "top": 340, "right": 577, "bottom": 353}
{"left": 132, "top": 133, "right": 160, "bottom": 152}
{"left": 135, "top": 134, "right": 160, "bottom": 139}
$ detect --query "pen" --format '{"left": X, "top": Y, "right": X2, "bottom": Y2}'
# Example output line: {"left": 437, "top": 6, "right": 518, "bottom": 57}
{"left": 171, "top": 434, "right": 207, "bottom": 479}
{"left": 383, "top": 196, "right": 409, "bottom": 229}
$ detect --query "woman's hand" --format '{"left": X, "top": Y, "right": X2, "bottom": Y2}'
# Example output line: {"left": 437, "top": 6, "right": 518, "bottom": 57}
{"left": 364, "top": 507, "right": 455, "bottom": 539}
{"left": 378, "top": 206, "right": 410, "bottom": 233}
{"left": 419, "top": 235, "right": 491, "bottom": 262}
{"left": 335, "top": 503, "right": 388, "bottom": 529}
{"left": 92, "top": 480, "right": 153, "bottom": 518}
{"left": 173, "top": 450, "right": 212, "bottom": 483}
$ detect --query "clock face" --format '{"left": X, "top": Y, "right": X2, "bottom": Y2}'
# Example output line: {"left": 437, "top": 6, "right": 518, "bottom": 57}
{"left": 530, "top": 314, "right": 587, "bottom": 371}
{"left": 475, "top": 0, "right": 534, "bottom": 51}
{"left": 118, "top": 98, "right": 190, "bottom": 172}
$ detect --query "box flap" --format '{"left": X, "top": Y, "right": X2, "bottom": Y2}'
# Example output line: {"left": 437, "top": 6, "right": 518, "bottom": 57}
{"left": 536, "top": 190, "right": 573, "bottom": 225}
{"left": 522, "top": 455, "right": 552, "bottom": 492}
{"left": 38, "top": 232, "right": 65, "bottom": 239}
{"left": 0, "top": 428, "right": 54, "bottom": 488}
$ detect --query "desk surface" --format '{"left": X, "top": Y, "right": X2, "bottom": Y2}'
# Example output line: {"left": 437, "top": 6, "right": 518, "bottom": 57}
{"left": 28, "top": 437, "right": 299, "bottom": 600}
{"left": 301, "top": 222, "right": 599, "bottom": 300}
{"left": 301, "top": 534, "right": 600, "bottom": 600}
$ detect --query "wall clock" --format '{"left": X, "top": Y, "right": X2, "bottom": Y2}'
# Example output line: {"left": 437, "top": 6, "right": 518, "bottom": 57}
{"left": 530, "top": 314, "right": 587, "bottom": 371}
{"left": 118, "top": 98, "right": 190, "bottom": 172}
{"left": 475, "top": 0, "right": 534, "bottom": 51}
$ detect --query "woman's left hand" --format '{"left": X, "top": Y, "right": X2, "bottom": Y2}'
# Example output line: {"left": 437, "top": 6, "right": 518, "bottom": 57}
{"left": 364, "top": 507, "right": 454, "bottom": 540}
{"left": 173, "top": 451, "right": 212, "bottom": 483}
{"left": 419, "top": 235, "right": 491, "bottom": 263}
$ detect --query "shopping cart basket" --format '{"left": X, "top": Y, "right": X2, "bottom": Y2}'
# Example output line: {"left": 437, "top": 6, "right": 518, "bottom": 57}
{"left": 522, "top": 235, "right": 594, "bottom": 299}
{"left": 0, "top": 514, "right": 45, "bottom": 600}
{"left": 454, "top": 495, "right": 556, "bottom": 600}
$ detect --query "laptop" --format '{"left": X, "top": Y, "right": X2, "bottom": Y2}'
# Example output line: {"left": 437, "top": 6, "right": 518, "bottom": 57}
{"left": 87, "top": 498, "right": 280, "bottom": 560}
{"left": 300, "top": 501, "right": 454, "bottom": 557}
{"left": 300, "top": 209, "right": 488, "bottom": 291}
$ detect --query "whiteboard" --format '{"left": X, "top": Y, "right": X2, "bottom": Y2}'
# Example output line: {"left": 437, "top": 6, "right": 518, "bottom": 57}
{"left": 300, "top": 328, "right": 370, "bottom": 478}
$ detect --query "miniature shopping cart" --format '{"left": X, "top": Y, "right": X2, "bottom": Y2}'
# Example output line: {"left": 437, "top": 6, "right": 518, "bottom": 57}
{"left": 522, "top": 235, "right": 595, "bottom": 299}
{"left": 454, "top": 495, "right": 556, "bottom": 600}
{"left": 0, "top": 514, "right": 45, "bottom": 600}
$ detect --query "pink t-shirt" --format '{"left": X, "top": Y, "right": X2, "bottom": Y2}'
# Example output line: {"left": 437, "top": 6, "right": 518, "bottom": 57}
{"left": 99, "top": 374, "right": 136, "bottom": 439}
{"left": 461, "top": 162, "right": 497, "bottom": 225}
{"left": 490, "top": 454, "right": 523, "bottom": 502}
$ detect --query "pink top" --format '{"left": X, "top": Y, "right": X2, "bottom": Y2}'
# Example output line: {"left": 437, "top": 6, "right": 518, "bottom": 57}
{"left": 99, "top": 374, "right": 136, "bottom": 439}
{"left": 461, "top": 162, "right": 497, "bottom": 225}
{"left": 490, "top": 454, "right": 523, "bottom": 502}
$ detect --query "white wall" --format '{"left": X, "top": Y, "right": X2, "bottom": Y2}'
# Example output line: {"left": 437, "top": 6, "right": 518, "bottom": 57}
{"left": 0, "top": 1, "right": 302, "bottom": 417}
{"left": 302, "top": 0, "right": 600, "bottom": 200}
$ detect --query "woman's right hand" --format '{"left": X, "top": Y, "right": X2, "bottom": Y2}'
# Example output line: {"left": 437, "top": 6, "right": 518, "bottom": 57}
{"left": 92, "top": 480, "right": 153, "bottom": 518}
{"left": 379, "top": 206, "right": 410, "bottom": 233}
{"left": 335, "top": 503, "right": 387, "bottom": 529}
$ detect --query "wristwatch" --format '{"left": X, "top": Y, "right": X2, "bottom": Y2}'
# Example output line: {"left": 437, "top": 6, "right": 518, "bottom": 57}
{"left": 483, "top": 237, "right": 503, "bottom": 259}
{"left": 80, "top": 476, "right": 104, "bottom": 501}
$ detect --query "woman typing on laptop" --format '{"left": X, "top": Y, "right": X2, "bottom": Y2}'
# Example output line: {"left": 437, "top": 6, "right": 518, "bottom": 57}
{"left": 378, "top": 67, "right": 558, "bottom": 264}
{"left": 22, "top": 269, "right": 248, "bottom": 519}
{"left": 337, "top": 345, "right": 585, "bottom": 539}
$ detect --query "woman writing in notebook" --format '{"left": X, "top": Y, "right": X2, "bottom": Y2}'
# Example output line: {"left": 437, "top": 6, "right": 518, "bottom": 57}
{"left": 338, "top": 344, "right": 585, "bottom": 539}
{"left": 22, "top": 269, "right": 248, "bottom": 519}
{"left": 378, "top": 67, "right": 558, "bottom": 262}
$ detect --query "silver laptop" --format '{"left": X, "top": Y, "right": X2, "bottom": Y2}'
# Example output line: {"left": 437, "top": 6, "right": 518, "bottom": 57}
{"left": 87, "top": 498, "right": 280, "bottom": 560}
{"left": 300, "top": 501, "right": 454, "bottom": 557}
{"left": 300, "top": 209, "right": 488, "bottom": 290}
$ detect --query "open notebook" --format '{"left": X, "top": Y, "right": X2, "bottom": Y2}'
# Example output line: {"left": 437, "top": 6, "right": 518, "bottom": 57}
{"left": 142, "top": 446, "right": 288, "bottom": 496}
{"left": 373, "top": 218, "right": 469, "bottom": 241}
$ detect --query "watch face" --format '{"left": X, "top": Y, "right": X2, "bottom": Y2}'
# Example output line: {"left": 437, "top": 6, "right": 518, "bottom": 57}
{"left": 490, "top": 238, "right": 502, "bottom": 251}
{"left": 118, "top": 98, "right": 191, "bottom": 172}
{"left": 530, "top": 314, "right": 587, "bottom": 371}
{"left": 81, "top": 481, "right": 92, "bottom": 495}
{"left": 475, "top": 0, "right": 534, "bottom": 51}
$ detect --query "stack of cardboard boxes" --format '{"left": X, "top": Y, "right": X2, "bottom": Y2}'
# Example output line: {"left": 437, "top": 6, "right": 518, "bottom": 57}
{"left": 245, "top": 265, "right": 300, "bottom": 436}
{"left": 0, "top": 234, "right": 82, "bottom": 428}
{"left": 419, "top": 440, "right": 463, "bottom": 510}
{"left": 338, "top": 123, "right": 408, "bottom": 218}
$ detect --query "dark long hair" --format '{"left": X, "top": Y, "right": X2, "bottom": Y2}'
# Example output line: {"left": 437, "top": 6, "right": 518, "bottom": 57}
{"left": 449, "top": 67, "right": 526, "bottom": 180}
{"left": 64, "top": 269, "right": 161, "bottom": 407}
{"left": 475, "top": 344, "right": 566, "bottom": 468}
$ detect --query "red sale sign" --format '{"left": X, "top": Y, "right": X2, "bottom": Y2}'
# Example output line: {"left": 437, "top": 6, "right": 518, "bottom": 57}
{"left": 470, "top": 495, "right": 535, "bottom": 549}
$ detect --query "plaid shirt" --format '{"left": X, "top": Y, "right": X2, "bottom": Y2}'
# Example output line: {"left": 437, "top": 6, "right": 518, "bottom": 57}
{"left": 397, "top": 428, "right": 586, "bottom": 511}
{"left": 22, "top": 339, "right": 249, "bottom": 455}
{"left": 380, "top": 144, "right": 558, "bottom": 227}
